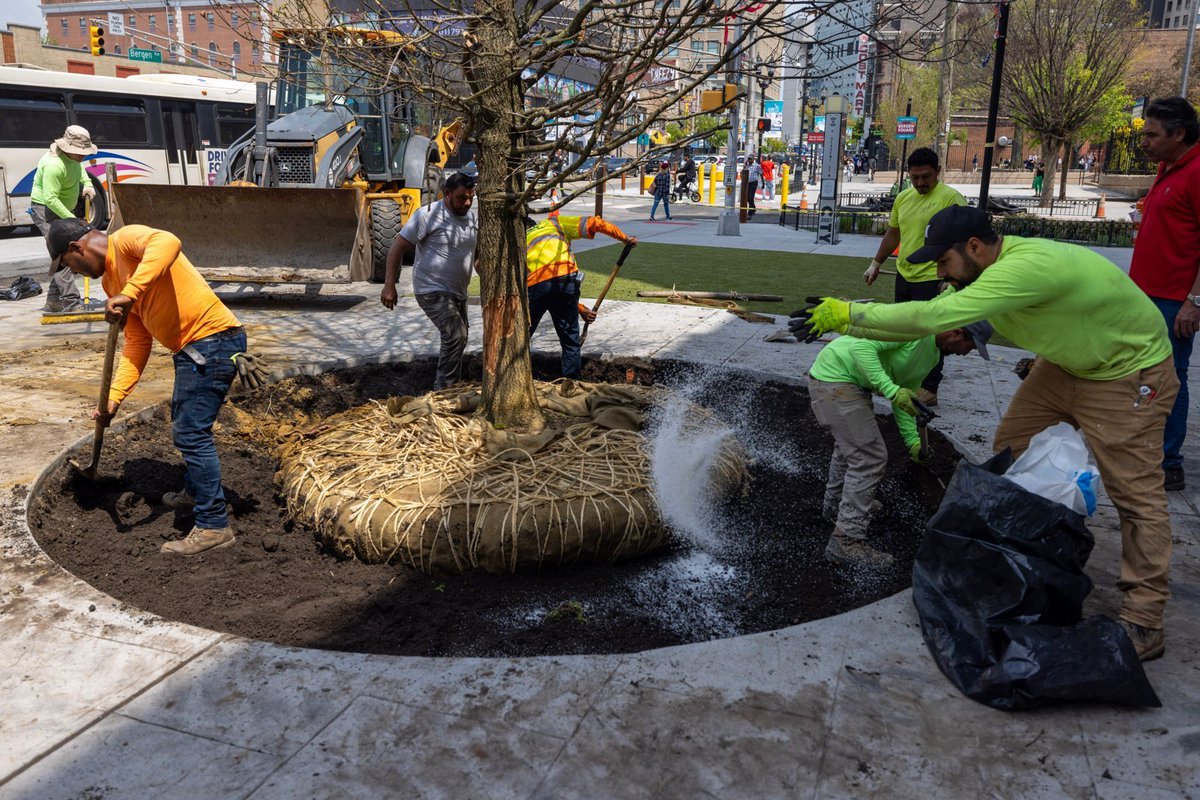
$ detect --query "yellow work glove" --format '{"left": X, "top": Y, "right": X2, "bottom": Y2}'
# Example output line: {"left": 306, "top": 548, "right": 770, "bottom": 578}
{"left": 787, "top": 296, "right": 851, "bottom": 342}
{"left": 908, "top": 441, "right": 930, "bottom": 464}
{"left": 891, "top": 387, "right": 918, "bottom": 417}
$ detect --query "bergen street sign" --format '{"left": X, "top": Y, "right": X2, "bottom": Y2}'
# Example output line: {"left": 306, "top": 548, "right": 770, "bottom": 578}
{"left": 128, "top": 47, "right": 163, "bottom": 63}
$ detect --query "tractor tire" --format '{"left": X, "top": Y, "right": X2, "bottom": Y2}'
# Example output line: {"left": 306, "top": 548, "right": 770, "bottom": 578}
{"left": 87, "top": 176, "right": 109, "bottom": 230}
{"left": 369, "top": 198, "right": 402, "bottom": 284}
{"left": 423, "top": 164, "right": 443, "bottom": 205}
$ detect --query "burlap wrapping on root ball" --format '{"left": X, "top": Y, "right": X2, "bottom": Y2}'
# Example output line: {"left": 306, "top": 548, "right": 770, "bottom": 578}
{"left": 275, "top": 379, "right": 748, "bottom": 574}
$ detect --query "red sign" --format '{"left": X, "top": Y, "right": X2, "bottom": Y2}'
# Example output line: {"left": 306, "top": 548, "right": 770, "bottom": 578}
{"left": 807, "top": 131, "right": 825, "bottom": 144}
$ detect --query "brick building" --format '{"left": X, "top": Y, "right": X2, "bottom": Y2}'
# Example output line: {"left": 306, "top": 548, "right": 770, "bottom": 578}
{"left": 38, "top": 0, "right": 274, "bottom": 76}
{"left": 1, "top": 21, "right": 259, "bottom": 78}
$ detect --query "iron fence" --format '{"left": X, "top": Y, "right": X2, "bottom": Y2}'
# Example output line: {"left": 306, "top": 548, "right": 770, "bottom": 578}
{"left": 1104, "top": 131, "right": 1155, "bottom": 175}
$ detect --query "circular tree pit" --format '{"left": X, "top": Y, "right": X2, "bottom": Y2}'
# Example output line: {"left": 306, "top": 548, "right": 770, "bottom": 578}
{"left": 27, "top": 357, "right": 957, "bottom": 658}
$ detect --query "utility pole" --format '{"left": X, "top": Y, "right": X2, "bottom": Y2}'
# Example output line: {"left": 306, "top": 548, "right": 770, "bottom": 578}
{"left": 934, "top": 0, "right": 956, "bottom": 166}
{"left": 1183, "top": 0, "right": 1200, "bottom": 96}
{"left": 899, "top": 96, "right": 912, "bottom": 178}
{"left": 718, "top": 16, "right": 743, "bottom": 236}
{"left": 978, "top": 0, "right": 1011, "bottom": 211}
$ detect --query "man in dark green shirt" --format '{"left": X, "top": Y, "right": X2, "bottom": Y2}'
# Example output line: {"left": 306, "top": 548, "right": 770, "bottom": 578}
{"left": 797, "top": 205, "right": 1178, "bottom": 661}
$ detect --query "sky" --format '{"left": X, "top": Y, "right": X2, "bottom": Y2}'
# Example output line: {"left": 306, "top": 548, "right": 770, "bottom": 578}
{"left": 5, "top": 0, "right": 44, "bottom": 31}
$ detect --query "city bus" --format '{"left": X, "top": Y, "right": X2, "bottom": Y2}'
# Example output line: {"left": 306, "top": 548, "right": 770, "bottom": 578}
{"left": 0, "top": 65, "right": 260, "bottom": 232}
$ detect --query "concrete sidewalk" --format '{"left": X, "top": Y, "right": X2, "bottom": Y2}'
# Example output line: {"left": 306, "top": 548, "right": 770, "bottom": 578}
{"left": 0, "top": 228, "right": 1196, "bottom": 797}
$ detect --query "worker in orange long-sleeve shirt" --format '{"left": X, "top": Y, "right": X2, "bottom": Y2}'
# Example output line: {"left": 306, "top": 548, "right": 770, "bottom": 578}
{"left": 48, "top": 218, "right": 265, "bottom": 556}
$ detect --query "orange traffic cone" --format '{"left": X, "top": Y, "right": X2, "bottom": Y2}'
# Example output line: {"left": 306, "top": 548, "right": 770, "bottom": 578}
{"left": 1095, "top": 193, "right": 1106, "bottom": 219}
{"left": 799, "top": 186, "right": 809, "bottom": 210}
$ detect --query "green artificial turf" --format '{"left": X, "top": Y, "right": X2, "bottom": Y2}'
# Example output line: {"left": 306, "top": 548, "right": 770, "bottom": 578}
{"left": 466, "top": 241, "right": 1016, "bottom": 347}
{"left": 574, "top": 242, "right": 889, "bottom": 316}
{"left": 469, "top": 243, "right": 890, "bottom": 316}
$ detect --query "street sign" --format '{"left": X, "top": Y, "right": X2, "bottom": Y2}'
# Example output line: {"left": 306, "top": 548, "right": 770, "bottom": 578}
{"left": 808, "top": 131, "right": 825, "bottom": 144}
{"left": 637, "top": 133, "right": 650, "bottom": 146}
{"left": 107, "top": 12, "right": 124, "bottom": 36}
{"left": 897, "top": 116, "right": 918, "bottom": 140}
{"left": 128, "top": 47, "right": 163, "bottom": 63}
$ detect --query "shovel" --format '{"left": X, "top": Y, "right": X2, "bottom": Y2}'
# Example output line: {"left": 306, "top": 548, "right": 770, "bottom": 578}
{"left": 70, "top": 319, "right": 121, "bottom": 481}
{"left": 912, "top": 398, "right": 946, "bottom": 489}
{"left": 579, "top": 241, "right": 635, "bottom": 347}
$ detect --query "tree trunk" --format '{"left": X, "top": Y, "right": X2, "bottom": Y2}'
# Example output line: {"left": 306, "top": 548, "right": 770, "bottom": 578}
{"left": 1039, "top": 134, "right": 1062, "bottom": 206}
{"left": 1058, "top": 137, "right": 1073, "bottom": 201}
{"left": 1011, "top": 123, "right": 1023, "bottom": 168}
{"left": 470, "top": 2, "right": 544, "bottom": 432}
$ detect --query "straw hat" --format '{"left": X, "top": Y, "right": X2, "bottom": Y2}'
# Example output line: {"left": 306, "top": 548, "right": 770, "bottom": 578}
{"left": 54, "top": 125, "right": 98, "bottom": 156}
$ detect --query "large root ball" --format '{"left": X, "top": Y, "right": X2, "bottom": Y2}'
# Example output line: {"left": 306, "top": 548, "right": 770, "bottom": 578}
{"left": 275, "top": 379, "right": 748, "bottom": 574}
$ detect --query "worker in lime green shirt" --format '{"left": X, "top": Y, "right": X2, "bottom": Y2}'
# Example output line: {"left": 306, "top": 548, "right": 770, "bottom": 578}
{"left": 864, "top": 147, "right": 966, "bottom": 407}
{"left": 808, "top": 322, "right": 991, "bottom": 569}
{"left": 795, "top": 205, "right": 1178, "bottom": 661}
{"left": 29, "top": 125, "right": 98, "bottom": 313}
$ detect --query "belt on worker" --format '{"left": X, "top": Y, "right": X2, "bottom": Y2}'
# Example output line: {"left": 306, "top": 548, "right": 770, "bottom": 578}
{"left": 178, "top": 326, "right": 245, "bottom": 366}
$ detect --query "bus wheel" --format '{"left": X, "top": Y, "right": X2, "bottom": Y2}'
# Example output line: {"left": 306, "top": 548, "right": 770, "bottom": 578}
{"left": 87, "top": 177, "right": 109, "bottom": 230}
{"left": 369, "top": 199, "right": 401, "bottom": 284}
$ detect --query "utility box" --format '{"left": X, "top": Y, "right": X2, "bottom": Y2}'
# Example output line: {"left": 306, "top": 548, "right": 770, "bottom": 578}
{"left": 700, "top": 84, "right": 740, "bottom": 113}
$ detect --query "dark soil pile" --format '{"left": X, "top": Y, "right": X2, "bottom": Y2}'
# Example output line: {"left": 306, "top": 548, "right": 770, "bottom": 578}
{"left": 28, "top": 356, "right": 958, "bottom": 657}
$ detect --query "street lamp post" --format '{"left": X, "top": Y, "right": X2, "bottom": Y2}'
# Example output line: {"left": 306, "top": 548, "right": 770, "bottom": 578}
{"left": 806, "top": 93, "right": 823, "bottom": 185}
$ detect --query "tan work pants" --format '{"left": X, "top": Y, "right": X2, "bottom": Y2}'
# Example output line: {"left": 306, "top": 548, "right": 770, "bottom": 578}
{"left": 808, "top": 377, "right": 887, "bottom": 539}
{"left": 993, "top": 356, "right": 1179, "bottom": 629}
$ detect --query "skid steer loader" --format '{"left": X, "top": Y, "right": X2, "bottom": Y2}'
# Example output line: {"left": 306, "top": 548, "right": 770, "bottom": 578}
{"left": 110, "top": 27, "right": 463, "bottom": 284}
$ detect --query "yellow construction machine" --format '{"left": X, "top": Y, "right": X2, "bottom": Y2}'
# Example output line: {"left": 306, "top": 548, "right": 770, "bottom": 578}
{"left": 111, "top": 27, "right": 464, "bottom": 284}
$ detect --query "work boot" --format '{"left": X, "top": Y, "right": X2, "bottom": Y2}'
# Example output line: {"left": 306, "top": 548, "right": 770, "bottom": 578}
{"left": 1164, "top": 466, "right": 1185, "bottom": 492}
{"left": 1119, "top": 619, "right": 1165, "bottom": 662}
{"left": 824, "top": 530, "right": 894, "bottom": 569}
{"left": 41, "top": 298, "right": 86, "bottom": 314}
{"left": 161, "top": 489, "right": 195, "bottom": 509}
{"left": 916, "top": 388, "right": 938, "bottom": 407}
{"left": 161, "top": 526, "right": 235, "bottom": 556}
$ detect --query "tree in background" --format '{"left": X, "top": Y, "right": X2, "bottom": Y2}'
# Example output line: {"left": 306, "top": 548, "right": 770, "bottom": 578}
{"left": 1003, "top": 0, "right": 1145, "bottom": 202}
{"left": 257, "top": 0, "right": 955, "bottom": 431}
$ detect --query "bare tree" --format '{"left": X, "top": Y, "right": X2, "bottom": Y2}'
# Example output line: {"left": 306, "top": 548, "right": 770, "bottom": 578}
{"left": 1002, "top": 0, "right": 1145, "bottom": 201}
{"left": 244, "top": 0, "right": 978, "bottom": 430}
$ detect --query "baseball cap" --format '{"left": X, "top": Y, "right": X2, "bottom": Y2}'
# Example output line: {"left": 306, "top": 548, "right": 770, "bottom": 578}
{"left": 46, "top": 217, "right": 93, "bottom": 274}
{"left": 906, "top": 205, "right": 995, "bottom": 264}
{"left": 964, "top": 320, "right": 994, "bottom": 360}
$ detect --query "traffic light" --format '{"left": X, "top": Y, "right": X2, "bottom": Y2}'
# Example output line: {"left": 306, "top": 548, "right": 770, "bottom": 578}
{"left": 756, "top": 118, "right": 772, "bottom": 133}
{"left": 88, "top": 24, "right": 105, "bottom": 57}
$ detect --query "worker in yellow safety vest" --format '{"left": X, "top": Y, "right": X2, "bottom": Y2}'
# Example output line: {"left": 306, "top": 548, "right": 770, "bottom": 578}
{"left": 526, "top": 213, "right": 636, "bottom": 377}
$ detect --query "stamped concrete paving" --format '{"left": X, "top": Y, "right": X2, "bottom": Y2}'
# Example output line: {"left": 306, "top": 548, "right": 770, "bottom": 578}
{"left": 1, "top": 207, "right": 1197, "bottom": 798}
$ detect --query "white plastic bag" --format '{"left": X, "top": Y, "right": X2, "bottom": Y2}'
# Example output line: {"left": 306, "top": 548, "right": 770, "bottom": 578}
{"left": 1004, "top": 422, "right": 1100, "bottom": 516}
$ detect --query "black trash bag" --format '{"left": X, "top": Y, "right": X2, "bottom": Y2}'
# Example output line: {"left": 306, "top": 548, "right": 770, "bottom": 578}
{"left": 912, "top": 451, "right": 1160, "bottom": 711}
{"left": 1, "top": 275, "right": 42, "bottom": 301}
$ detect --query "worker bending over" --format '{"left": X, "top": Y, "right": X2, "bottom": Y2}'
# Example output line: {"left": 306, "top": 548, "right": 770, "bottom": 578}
{"left": 797, "top": 205, "right": 1178, "bottom": 661}
{"left": 525, "top": 213, "right": 635, "bottom": 378}
{"left": 49, "top": 218, "right": 264, "bottom": 556}
{"left": 808, "top": 321, "right": 990, "bottom": 568}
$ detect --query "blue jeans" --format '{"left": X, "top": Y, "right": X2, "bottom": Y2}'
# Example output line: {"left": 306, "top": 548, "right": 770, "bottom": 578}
{"left": 171, "top": 327, "right": 245, "bottom": 529}
{"left": 528, "top": 276, "right": 582, "bottom": 378}
{"left": 650, "top": 194, "right": 671, "bottom": 220}
{"left": 1150, "top": 297, "right": 1194, "bottom": 469}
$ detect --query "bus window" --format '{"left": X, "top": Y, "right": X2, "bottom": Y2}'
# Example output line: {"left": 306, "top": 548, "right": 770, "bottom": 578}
{"left": 0, "top": 92, "right": 69, "bottom": 146}
{"left": 216, "top": 103, "right": 257, "bottom": 147}
{"left": 72, "top": 95, "right": 149, "bottom": 145}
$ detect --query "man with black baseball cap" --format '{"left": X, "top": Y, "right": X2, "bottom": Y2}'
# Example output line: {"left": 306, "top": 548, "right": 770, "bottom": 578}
{"left": 795, "top": 204, "right": 1178, "bottom": 661}
{"left": 49, "top": 217, "right": 260, "bottom": 557}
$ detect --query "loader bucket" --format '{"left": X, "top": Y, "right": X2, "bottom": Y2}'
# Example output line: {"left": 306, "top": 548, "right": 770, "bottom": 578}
{"left": 109, "top": 184, "right": 370, "bottom": 283}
